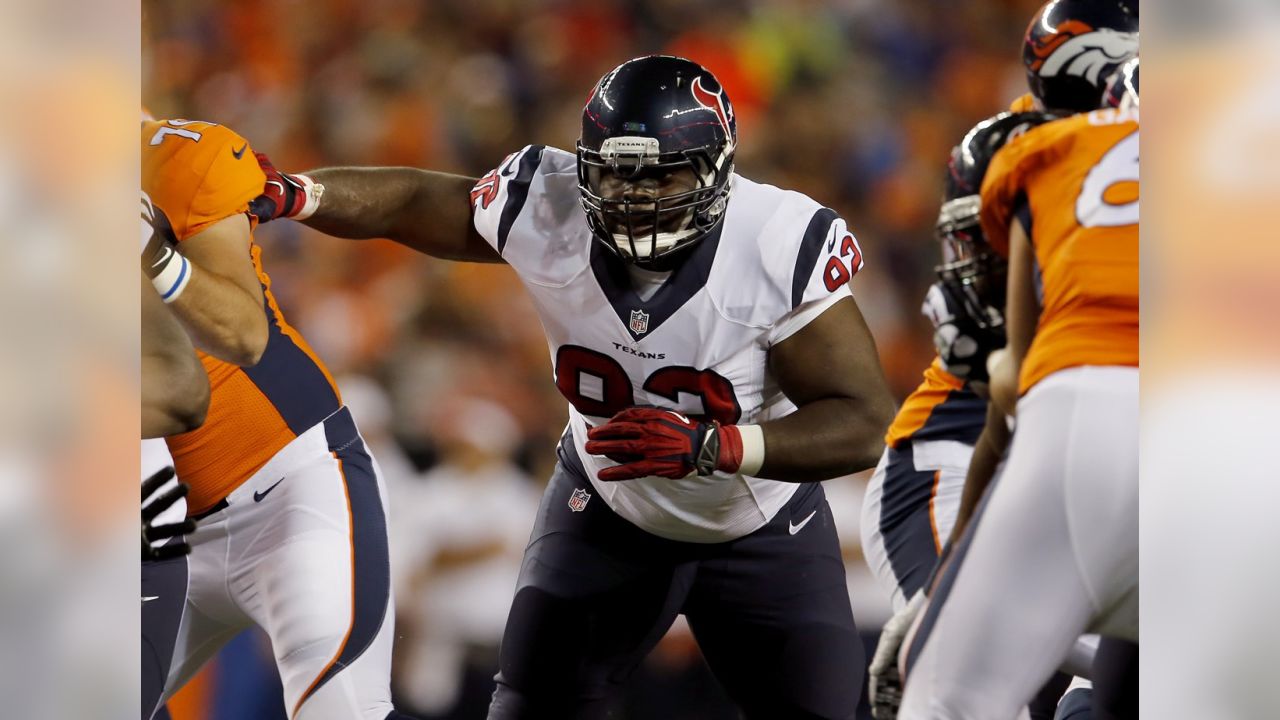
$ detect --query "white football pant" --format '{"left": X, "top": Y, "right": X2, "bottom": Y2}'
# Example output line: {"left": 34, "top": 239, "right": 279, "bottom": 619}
{"left": 900, "top": 366, "right": 1138, "bottom": 719}
{"left": 161, "top": 407, "right": 397, "bottom": 720}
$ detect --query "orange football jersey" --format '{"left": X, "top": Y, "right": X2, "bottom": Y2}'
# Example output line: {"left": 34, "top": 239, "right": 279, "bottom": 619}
{"left": 980, "top": 108, "right": 1139, "bottom": 395}
{"left": 142, "top": 119, "right": 342, "bottom": 514}
{"left": 884, "top": 358, "right": 987, "bottom": 449}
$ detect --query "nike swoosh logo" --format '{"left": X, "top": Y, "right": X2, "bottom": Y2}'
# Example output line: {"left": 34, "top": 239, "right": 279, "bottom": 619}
{"left": 254, "top": 478, "right": 285, "bottom": 503}
{"left": 788, "top": 510, "right": 817, "bottom": 535}
{"left": 149, "top": 245, "right": 173, "bottom": 270}
{"left": 142, "top": 596, "right": 159, "bottom": 603}
{"left": 232, "top": 143, "right": 248, "bottom": 160}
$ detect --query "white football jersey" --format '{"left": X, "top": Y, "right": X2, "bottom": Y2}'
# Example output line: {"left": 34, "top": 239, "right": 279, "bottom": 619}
{"left": 472, "top": 145, "right": 865, "bottom": 542}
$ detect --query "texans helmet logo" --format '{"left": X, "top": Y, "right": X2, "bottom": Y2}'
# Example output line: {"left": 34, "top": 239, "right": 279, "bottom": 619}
{"left": 691, "top": 76, "right": 733, "bottom": 139}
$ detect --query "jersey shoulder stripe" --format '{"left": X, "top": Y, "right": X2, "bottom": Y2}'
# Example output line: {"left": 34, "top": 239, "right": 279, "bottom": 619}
{"left": 790, "top": 207, "right": 839, "bottom": 309}
{"left": 497, "top": 144, "right": 546, "bottom": 253}
{"left": 710, "top": 180, "right": 863, "bottom": 328}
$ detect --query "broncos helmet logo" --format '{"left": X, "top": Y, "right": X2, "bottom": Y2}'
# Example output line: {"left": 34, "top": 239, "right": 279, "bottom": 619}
{"left": 1036, "top": 27, "right": 1139, "bottom": 86}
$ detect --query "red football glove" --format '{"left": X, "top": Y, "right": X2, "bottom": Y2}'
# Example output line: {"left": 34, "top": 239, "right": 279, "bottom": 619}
{"left": 248, "top": 151, "right": 322, "bottom": 223}
{"left": 585, "top": 407, "right": 745, "bottom": 481}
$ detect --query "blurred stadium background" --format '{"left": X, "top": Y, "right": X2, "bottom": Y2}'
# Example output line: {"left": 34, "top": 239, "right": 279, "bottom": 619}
{"left": 143, "top": 0, "right": 1046, "bottom": 717}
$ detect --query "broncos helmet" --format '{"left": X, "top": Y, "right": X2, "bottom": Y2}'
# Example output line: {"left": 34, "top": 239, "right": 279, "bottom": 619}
{"left": 1102, "top": 56, "right": 1139, "bottom": 109}
{"left": 577, "top": 55, "right": 736, "bottom": 268}
{"left": 1023, "top": 0, "right": 1138, "bottom": 113}
{"left": 934, "top": 111, "right": 1059, "bottom": 381}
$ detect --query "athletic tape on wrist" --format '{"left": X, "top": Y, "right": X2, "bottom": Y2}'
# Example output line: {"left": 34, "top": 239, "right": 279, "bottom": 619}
{"left": 291, "top": 174, "right": 325, "bottom": 220}
{"left": 152, "top": 251, "right": 192, "bottom": 303}
{"left": 736, "top": 424, "right": 765, "bottom": 476}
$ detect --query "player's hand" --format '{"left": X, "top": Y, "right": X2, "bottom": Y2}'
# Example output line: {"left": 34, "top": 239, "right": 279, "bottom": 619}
{"left": 585, "top": 407, "right": 744, "bottom": 481}
{"left": 921, "top": 282, "right": 999, "bottom": 386}
{"left": 142, "top": 466, "right": 196, "bottom": 562}
{"left": 248, "top": 151, "right": 324, "bottom": 223}
{"left": 868, "top": 589, "right": 927, "bottom": 720}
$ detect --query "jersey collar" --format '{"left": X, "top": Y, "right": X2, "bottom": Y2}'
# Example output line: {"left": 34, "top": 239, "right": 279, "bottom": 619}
{"left": 589, "top": 221, "right": 724, "bottom": 342}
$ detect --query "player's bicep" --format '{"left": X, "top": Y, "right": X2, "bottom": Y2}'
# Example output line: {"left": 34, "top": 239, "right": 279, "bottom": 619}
{"left": 768, "top": 296, "right": 889, "bottom": 408}
{"left": 179, "top": 214, "right": 263, "bottom": 302}
{"left": 401, "top": 170, "right": 502, "bottom": 263}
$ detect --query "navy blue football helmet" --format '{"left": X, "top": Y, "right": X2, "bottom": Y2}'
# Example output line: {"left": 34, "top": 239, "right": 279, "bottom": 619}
{"left": 1023, "top": 0, "right": 1139, "bottom": 113}
{"left": 577, "top": 55, "right": 737, "bottom": 268}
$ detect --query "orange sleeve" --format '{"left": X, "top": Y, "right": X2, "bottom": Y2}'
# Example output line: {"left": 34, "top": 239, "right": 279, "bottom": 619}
{"left": 142, "top": 121, "right": 265, "bottom": 241}
{"left": 978, "top": 122, "right": 1063, "bottom": 257}
{"left": 183, "top": 126, "right": 265, "bottom": 239}
{"left": 978, "top": 144, "right": 1024, "bottom": 258}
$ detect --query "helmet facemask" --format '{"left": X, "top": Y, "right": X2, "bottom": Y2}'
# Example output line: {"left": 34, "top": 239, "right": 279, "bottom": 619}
{"left": 578, "top": 135, "right": 733, "bottom": 268}
{"left": 934, "top": 194, "right": 1008, "bottom": 335}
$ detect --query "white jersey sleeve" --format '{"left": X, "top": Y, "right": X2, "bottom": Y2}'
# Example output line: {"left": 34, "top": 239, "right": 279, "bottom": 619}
{"left": 469, "top": 145, "right": 590, "bottom": 288}
{"left": 746, "top": 199, "right": 865, "bottom": 346}
{"left": 785, "top": 208, "right": 864, "bottom": 307}
{"left": 470, "top": 144, "right": 551, "bottom": 257}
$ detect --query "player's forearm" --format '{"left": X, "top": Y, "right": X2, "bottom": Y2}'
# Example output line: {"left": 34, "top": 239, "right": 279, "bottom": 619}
{"left": 171, "top": 271, "right": 269, "bottom": 366}
{"left": 303, "top": 167, "right": 493, "bottom": 261}
{"left": 304, "top": 167, "right": 429, "bottom": 239}
{"left": 757, "top": 396, "right": 893, "bottom": 481}
{"left": 987, "top": 348, "right": 1021, "bottom": 417}
{"left": 142, "top": 354, "right": 210, "bottom": 438}
{"left": 949, "top": 404, "right": 1010, "bottom": 544}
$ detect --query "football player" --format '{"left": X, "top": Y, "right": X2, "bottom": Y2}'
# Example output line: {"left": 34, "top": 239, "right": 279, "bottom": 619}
{"left": 897, "top": 49, "right": 1139, "bottom": 720}
{"left": 251, "top": 55, "right": 895, "bottom": 718}
{"left": 864, "top": 112, "right": 1063, "bottom": 720}
{"left": 864, "top": 0, "right": 1136, "bottom": 622}
{"left": 141, "top": 118, "right": 411, "bottom": 720}
{"left": 871, "top": 3, "right": 1137, "bottom": 716}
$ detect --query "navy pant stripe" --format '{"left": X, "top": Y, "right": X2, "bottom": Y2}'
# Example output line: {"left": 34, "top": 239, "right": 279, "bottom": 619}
{"left": 879, "top": 444, "right": 944, "bottom": 599}
{"left": 142, "top": 555, "right": 189, "bottom": 720}
{"left": 903, "top": 474, "right": 998, "bottom": 677}
{"left": 295, "top": 408, "right": 390, "bottom": 711}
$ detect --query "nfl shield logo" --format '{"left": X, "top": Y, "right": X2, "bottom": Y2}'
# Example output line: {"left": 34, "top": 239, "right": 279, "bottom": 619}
{"left": 568, "top": 487, "right": 591, "bottom": 512}
{"left": 629, "top": 309, "right": 650, "bottom": 335}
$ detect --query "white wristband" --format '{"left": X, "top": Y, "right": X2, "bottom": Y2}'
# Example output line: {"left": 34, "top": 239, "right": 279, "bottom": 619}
{"left": 292, "top": 174, "right": 325, "bottom": 220}
{"left": 152, "top": 251, "right": 192, "bottom": 303}
{"left": 737, "top": 423, "right": 765, "bottom": 476}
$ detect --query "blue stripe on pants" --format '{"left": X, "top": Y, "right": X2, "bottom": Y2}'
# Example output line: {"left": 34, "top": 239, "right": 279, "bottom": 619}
{"left": 294, "top": 408, "right": 390, "bottom": 711}
{"left": 879, "top": 443, "right": 944, "bottom": 599}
